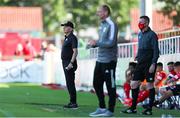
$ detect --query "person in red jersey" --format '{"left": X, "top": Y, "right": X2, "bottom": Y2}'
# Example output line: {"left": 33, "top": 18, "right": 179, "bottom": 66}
{"left": 154, "top": 62, "right": 167, "bottom": 93}
{"left": 154, "top": 61, "right": 180, "bottom": 107}
{"left": 164, "top": 62, "right": 176, "bottom": 85}
{"left": 23, "top": 39, "right": 36, "bottom": 61}
{"left": 124, "top": 62, "right": 137, "bottom": 99}
{"left": 122, "top": 63, "right": 164, "bottom": 108}
{"left": 123, "top": 84, "right": 150, "bottom": 107}
{"left": 121, "top": 62, "right": 136, "bottom": 106}
{"left": 159, "top": 62, "right": 176, "bottom": 109}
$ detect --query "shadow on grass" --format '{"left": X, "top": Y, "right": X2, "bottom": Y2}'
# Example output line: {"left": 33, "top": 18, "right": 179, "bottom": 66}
{"left": 25, "top": 102, "right": 96, "bottom": 111}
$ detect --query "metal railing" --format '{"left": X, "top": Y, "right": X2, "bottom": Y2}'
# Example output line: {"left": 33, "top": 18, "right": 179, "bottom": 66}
{"left": 88, "top": 36, "right": 180, "bottom": 59}
{"left": 159, "top": 36, "right": 180, "bottom": 55}
{"left": 117, "top": 42, "right": 137, "bottom": 58}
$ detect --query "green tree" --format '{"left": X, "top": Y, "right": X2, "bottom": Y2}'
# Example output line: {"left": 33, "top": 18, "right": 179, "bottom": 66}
{"left": 158, "top": 0, "right": 180, "bottom": 26}
{"left": 0, "top": 0, "right": 139, "bottom": 33}
{"left": 65, "top": 0, "right": 138, "bottom": 31}
{"left": 98, "top": 0, "right": 138, "bottom": 31}
{"left": 64, "top": 0, "right": 99, "bottom": 31}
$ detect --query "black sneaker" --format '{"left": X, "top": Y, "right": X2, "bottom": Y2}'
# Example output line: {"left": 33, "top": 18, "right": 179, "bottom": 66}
{"left": 63, "top": 103, "right": 78, "bottom": 109}
{"left": 167, "top": 103, "right": 175, "bottom": 110}
{"left": 153, "top": 100, "right": 160, "bottom": 106}
{"left": 142, "top": 104, "right": 149, "bottom": 109}
{"left": 141, "top": 108, "right": 152, "bottom": 115}
{"left": 121, "top": 107, "right": 137, "bottom": 114}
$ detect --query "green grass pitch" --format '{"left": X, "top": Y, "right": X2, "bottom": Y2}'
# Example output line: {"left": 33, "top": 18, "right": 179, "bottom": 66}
{"left": 0, "top": 83, "right": 179, "bottom": 117}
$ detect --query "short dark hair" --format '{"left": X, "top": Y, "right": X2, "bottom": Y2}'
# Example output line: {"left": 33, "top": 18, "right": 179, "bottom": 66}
{"left": 140, "top": 15, "right": 150, "bottom": 24}
{"left": 167, "top": 61, "right": 174, "bottom": 65}
{"left": 102, "top": 4, "right": 111, "bottom": 15}
{"left": 129, "top": 62, "right": 137, "bottom": 68}
{"left": 157, "top": 62, "right": 163, "bottom": 67}
{"left": 174, "top": 61, "right": 180, "bottom": 67}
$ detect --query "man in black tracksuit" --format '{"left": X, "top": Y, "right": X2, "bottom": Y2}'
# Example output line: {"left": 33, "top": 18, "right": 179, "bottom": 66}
{"left": 61, "top": 21, "right": 78, "bottom": 109}
{"left": 122, "top": 16, "right": 159, "bottom": 115}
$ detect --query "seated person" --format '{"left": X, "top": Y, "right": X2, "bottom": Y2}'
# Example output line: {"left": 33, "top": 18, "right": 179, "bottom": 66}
{"left": 154, "top": 61, "right": 180, "bottom": 106}
{"left": 164, "top": 62, "right": 176, "bottom": 85}
{"left": 123, "top": 62, "right": 137, "bottom": 99}
{"left": 159, "top": 61, "right": 176, "bottom": 109}
{"left": 154, "top": 62, "right": 166, "bottom": 94}
{"left": 123, "top": 83, "right": 150, "bottom": 107}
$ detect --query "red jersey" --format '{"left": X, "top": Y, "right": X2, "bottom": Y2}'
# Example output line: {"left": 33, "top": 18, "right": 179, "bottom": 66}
{"left": 23, "top": 43, "right": 36, "bottom": 61}
{"left": 169, "top": 70, "right": 176, "bottom": 76}
{"left": 174, "top": 72, "right": 180, "bottom": 81}
{"left": 155, "top": 71, "right": 166, "bottom": 87}
{"left": 167, "top": 72, "right": 180, "bottom": 84}
{"left": 166, "top": 71, "right": 176, "bottom": 85}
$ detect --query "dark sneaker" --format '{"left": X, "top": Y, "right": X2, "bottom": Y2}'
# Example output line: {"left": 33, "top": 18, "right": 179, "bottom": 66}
{"left": 167, "top": 104, "right": 175, "bottom": 110}
{"left": 121, "top": 107, "right": 137, "bottom": 114}
{"left": 153, "top": 100, "right": 160, "bottom": 106}
{"left": 141, "top": 108, "right": 152, "bottom": 115}
{"left": 63, "top": 103, "right": 78, "bottom": 109}
{"left": 153, "top": 100, "right": 162, "bottom": 108}
{"left": 142, "top": 104, "right": 149, "bottom": 109}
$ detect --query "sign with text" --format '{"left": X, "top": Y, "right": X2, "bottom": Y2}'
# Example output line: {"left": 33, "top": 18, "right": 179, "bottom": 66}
{"left": 0, "top": 60, "right": 43, "bottom": 83}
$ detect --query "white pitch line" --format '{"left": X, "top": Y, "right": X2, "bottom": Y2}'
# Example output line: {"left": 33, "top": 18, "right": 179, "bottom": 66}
{"left": 0, "top": 108, "right": 15, "bottom": 118}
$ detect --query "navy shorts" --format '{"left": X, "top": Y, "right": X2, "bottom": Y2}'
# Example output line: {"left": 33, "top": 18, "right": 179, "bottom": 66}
{"left": 133, "top": 62, "right": 156, "bottom": 82}
{"left": 166, "top": 85, "right": 180, "bottom": 96}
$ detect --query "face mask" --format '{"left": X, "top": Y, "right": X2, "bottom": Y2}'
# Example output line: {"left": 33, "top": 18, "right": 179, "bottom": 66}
{"left": 138, "top": 23, "right": 145, "bottom": 30}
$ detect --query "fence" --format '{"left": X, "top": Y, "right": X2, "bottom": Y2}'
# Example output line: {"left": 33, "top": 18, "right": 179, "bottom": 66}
{"left": 159, "top": 36, "right": 180, "bottom": 55}
{"left": 87, "top": 36, "right": 180, "bottom": 86}
{"left": 89, "top": 36, "right": 180, "bottom": 59}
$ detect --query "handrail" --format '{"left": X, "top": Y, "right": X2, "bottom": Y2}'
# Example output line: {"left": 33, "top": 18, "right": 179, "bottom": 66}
{"left": 88, "top": 36, "right": 180, "bottom": 59}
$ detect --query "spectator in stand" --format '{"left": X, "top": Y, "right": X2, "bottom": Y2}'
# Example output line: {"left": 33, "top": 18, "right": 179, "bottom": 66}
{"left": 23, "top": 39, "right": 37, "bottom": 61}
{"left": 14, "top": 43, "right": 24, "bottom": 56}
{"left": 40, "top": 41, "right": 48, "bottom": 60}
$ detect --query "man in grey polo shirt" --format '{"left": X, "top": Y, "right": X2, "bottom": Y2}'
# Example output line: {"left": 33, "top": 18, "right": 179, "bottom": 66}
{"left": 88, "top": 4, "right": 118, "bottom": 117}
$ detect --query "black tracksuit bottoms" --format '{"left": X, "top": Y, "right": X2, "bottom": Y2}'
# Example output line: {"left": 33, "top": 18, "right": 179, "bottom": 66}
{"left": 62, "top": 60, "right": 77, "bottom": 104}
{"left": 93, "top": 61, "right": 117, "bottom": 112}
